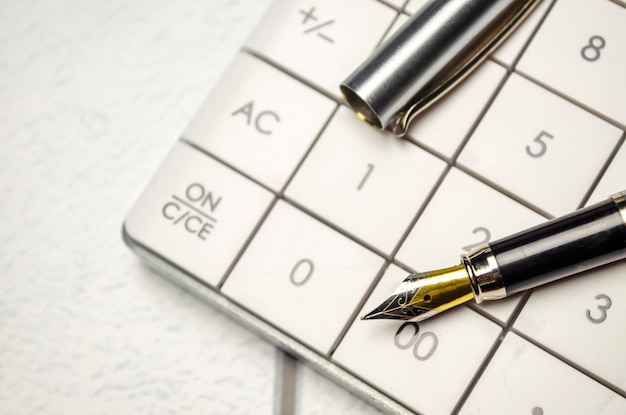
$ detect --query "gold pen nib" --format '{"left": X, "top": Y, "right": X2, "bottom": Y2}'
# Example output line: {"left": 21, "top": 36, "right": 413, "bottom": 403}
{"left": 362, "top": 264, "right": 474, "bottom": 322}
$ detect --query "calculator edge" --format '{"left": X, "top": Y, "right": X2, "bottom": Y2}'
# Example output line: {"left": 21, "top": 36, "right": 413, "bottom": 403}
{"left": 120, "top": 224, "right": 415, "bottom": 415}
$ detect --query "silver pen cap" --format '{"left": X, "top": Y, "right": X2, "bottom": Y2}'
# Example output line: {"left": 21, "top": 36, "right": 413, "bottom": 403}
{"left": 340, "top": 0, "right": 540, "bottom": 137}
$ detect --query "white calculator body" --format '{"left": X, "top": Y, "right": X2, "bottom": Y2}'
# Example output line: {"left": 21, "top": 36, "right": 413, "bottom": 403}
{"left": 124, "top": 0, "right": 626, "bottom": 413}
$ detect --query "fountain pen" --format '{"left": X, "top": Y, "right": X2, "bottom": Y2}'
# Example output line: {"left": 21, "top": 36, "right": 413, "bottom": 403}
{"left": 363, "top": 191, "right": 626, "bottom": 322}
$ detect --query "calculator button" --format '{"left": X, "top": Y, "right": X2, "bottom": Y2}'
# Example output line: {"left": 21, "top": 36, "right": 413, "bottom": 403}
{"left": 396, "top": 168, "right": 545, "bottom": 322}
{"left": 246, "top": 0, "right": 397, "bottom": 97}
{"left": 457, "top": 73, "right": 622, "bottom": 217}
{"left": 124, "top": 142, "right": 274, "bottom": 286}
{"left": 334, "top": 264, "right": 500, "bottom": 415}
{"left": 491, "top": 0, "right": 553, "bottom": 68}
{"left": 222, "top": 200, "right": 384, "bottom": 355}
{"left": 514, "top": 260, "right": 626, "bottom": 391}
{"left": 517, "top": 0, "right": 626, "bottom": 126}
{"left": 286, "top": 107, "right": 446, "bottom": 254}
{"left": 406, "top": 61, "right": 506, "bottom": 159}
{"left": 588, "top": 142, "right": 626, "bottom": 205}
{"left": 184, "top": 53, "right": 336, "bottom": 191}
{"left": 460, "top": 332, "right": 626, "bottom": 414}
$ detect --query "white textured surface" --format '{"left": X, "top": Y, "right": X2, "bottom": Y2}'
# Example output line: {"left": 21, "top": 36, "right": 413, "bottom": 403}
{"left": 0, "top": 0, "right": 276, "bottom": 413}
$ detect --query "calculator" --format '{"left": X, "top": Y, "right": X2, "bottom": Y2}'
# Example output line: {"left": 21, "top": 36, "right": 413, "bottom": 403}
{"left": 123, "top": 0, "right": 626, "bottom": 413}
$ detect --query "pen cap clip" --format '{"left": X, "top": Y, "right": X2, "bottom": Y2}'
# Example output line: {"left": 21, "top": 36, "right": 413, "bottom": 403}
{"left": 340, "top": 0, "right": 542, "bottom": 137}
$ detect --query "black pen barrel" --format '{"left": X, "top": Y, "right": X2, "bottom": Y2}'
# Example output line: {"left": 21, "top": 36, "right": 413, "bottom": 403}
{"left": 490, "top": 192, "right": 626, "bottom": 296}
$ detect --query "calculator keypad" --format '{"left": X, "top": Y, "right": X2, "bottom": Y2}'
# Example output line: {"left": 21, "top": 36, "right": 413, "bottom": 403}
{"left": 124, "top": 0, "right": 626, "bottom": 413}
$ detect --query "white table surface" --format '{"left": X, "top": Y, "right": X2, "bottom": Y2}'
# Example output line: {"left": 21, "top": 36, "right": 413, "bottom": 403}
{"left": 0, "top": 0, "right": 385, "bottom": 413}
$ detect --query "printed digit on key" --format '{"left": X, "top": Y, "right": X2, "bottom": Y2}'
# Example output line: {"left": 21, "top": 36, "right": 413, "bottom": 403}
{"left": 585, "top": 293, "right": 612, "bottom": 324}
{"left": 525, "top": 131, "right": 554, "bottom": 158}
{"left": 290, "top": 258, "right": 314, "bottom": 286}
{"left": 462, "top": 227, "right": 492, "bottom": 253}
{"left": 580, "top": 35, "right": 606, "bottom": 62}
{"left": 394, "top": 322, "right": 438, "bottom": 361}
{"left": 357, "top": 163, "right": 375, "bottom": 191}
